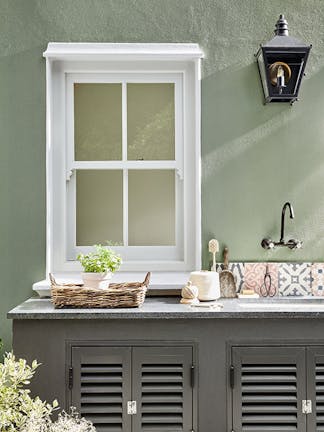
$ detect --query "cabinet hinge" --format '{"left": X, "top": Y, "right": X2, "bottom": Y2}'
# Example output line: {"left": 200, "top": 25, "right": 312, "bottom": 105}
{"left": 230, "top": 365, "right": 235, "bottom": 389}
{"left": 190, "top": 365, "right": 195, "bottom": 388}
{"left": 68, "top": 366, "right": 73, "bottom": 389}
{"left": 302, "top": 399, "right": 312, "bottom": 414}
{"left": 127, "top": 401, "right": 137, "bottom": 415}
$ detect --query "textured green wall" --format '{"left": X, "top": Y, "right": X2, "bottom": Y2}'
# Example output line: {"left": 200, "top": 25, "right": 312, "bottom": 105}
{"left": 1, "top": 0, "right": 324, "bottom": 350}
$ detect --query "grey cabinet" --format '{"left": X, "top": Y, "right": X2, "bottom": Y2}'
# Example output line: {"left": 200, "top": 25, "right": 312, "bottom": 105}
{"left": 70, "top": 346, "right": 132, "bottom": 431}
{"left": 306, "top": 347, "right": 324, "bottom": 432}
{"left": 231, "top": 346, "right": 324, "bottom": 432}
{"left": 69, "top": 345, "right": 194, "bottom": 432}
{"left": 231, "top": 346, "right": 307, "bottom": 432}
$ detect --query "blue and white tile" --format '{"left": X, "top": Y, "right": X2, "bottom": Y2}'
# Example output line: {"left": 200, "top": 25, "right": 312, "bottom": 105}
{"left": 311, "top": 263, "right": 324, "bottom": 296}
{"left": 278, "top": 263, "right": 312, "bottom": 296}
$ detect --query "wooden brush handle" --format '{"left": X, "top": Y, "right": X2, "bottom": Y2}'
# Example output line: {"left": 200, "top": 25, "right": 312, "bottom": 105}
{"left": 223, "top": 247, "right": 229, "bottom": 269}
{"left": 211, "top": 253, "right": 216, "bottom": 272}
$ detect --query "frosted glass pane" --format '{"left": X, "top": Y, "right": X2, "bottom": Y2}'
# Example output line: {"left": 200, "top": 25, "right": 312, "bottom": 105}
{"left": 76, "top": 170, "right": 123, "bottom": 246}
{"left": 127, "top": 84, "right": 175, "bottom": 160}
{"left": 74, "top": 84, "right": 122, "bottom": 161}
{"left": 128, "top": 170, "right": 175, "bottom": 246}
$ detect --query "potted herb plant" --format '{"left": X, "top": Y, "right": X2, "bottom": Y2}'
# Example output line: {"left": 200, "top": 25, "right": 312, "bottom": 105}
{"left": 77, "top": 244, "right": 122, "bottom": 290}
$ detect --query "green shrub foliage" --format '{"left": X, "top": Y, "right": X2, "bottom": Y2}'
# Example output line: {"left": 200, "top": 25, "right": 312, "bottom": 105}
{"left": 0, "top": 352, "right": 96, "bottom": 432}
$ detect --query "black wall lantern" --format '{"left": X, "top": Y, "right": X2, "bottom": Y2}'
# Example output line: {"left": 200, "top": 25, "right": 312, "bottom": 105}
{"left": 256, "top": 15, "right": 311, "bottom": 104}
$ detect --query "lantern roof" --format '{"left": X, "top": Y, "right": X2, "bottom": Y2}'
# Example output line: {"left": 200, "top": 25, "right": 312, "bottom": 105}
{"left": 261, "top": 15, "right": 311, "bottom": 49}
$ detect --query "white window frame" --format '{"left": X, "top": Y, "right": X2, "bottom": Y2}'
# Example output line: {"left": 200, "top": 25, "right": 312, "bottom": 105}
{"left": 66, "top": 73, "right": 184, "bottom": 266}
{"left": 43, "top": 43, "right": 203, "bottom": 275}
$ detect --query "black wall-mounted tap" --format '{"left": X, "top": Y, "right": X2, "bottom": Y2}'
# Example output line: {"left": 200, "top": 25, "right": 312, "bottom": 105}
{"left": 261, "top": 202, "right": 302, "bottom": 250}
{"left": 280, "top": 202, "right": 294, "bottom": 243}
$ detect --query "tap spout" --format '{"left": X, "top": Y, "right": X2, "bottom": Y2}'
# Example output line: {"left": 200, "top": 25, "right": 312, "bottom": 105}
{"left": 261, "top": 202, "right": 302, "bottom": 250}
{"left": 280, "top": 202, "right": 294, "bottom": 243}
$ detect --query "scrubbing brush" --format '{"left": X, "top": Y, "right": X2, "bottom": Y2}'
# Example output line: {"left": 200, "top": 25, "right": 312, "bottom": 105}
{"left": 208, "top": 239, "right": 219, "bottom": 272}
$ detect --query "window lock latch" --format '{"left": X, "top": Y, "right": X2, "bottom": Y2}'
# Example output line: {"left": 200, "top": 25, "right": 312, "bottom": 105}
{"left": 66, "top": 168, "right": 75, "bottom": 182}
{"left": 176, "top": 167, "right": 184, "bottom": 181}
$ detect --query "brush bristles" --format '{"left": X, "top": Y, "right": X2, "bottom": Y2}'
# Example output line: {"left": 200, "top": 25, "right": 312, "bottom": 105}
{"left": 208, "top": 239, "right": 219, "bottom": 253}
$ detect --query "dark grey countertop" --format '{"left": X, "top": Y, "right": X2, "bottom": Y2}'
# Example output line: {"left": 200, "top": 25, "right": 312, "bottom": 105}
{"left": 7, "top": 296, "right": 324, "bottom": 319}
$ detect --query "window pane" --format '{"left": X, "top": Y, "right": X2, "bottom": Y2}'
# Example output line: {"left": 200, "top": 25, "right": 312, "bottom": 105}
{"left": 128, "top": 170, "right": 175, "bottom": 246}
{"left": 127, "top": 83, "right": 175, "bottom": 160}
{"left": 74, "top": 83, "right": 122, "bottom": 161}
{"left": 76, "top": 170, "right": 123, "bottom": 246}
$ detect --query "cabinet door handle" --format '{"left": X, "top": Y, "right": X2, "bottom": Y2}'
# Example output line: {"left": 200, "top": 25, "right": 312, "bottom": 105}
{"left": 302, "top": 400, "right": 312, "bottom": 414}
{"left": 191, "top": 365, "right": 195, "bottom": 388}
{"left": 230, "top": 365, "right": 235, "bottom": 389}
{"left": 127, "top": 401, "right": 137, "bottom": 415}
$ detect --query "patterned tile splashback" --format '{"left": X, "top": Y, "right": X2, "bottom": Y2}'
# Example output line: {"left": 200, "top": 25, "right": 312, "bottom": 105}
{"left": 245, "top": 263, "right": 278, "bottom": 296}
{"left": 311, "top": 263, "right": 324, "bottom": 296}
{"left": 216, "top": 262, "right": 324, "bottom": 296}
{"left": 278, "top": 263, "right": 311, "bottom": 296}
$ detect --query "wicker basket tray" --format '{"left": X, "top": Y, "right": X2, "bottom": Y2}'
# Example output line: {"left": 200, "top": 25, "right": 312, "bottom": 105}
{"left": 50, "top": 272, "right": 150, "bottom": 309}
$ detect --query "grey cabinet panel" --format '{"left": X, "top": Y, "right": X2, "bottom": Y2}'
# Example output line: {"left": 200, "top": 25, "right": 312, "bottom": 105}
{"left": 70, "top": 345, "right": 194, "bottom": 432}
{"left": 131, "top": 346, "right": 193, "bottom": 432}
{"left": 71, "top": 346, "right": 132, "bottom": 432}
{"left": 306, "top": 347, "right": 324, "bottom": 432}
{"left": 232, "top": 346, "right": 306, "bottom": 432}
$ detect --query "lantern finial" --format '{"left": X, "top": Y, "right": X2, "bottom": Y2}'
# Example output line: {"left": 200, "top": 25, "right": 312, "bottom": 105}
{"left": 275, "top": 14, "right": 289, "bottom": 36}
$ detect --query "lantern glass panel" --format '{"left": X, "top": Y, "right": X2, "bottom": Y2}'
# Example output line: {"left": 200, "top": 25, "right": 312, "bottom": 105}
{"left": 257, "top": 50, "right": 269, "bottom": 99}
{"left": 265, "top": 51, "right": 305, "bottom": 97}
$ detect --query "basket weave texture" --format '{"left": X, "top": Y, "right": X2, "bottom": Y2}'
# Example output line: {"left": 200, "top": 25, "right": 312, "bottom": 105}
{"left": 50, "top": 272, "right": 150, "bottom": 309}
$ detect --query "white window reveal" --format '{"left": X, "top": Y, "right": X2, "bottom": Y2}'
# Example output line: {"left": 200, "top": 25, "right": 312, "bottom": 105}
{"left": 42, "top": 43, "right": 203, "bottom": 280}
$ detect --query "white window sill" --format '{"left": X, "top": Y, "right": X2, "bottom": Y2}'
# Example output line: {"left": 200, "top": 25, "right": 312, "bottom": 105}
{"left": 33, "top": 271, "right": 189, "bottom": 298}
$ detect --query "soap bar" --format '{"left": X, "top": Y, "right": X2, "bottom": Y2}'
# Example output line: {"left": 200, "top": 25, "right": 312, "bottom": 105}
{"left": 241, "top": 289, "right": 255, "bottom": 295}
{"left": 238, "top": 293, "right": 259, "bottom": 299}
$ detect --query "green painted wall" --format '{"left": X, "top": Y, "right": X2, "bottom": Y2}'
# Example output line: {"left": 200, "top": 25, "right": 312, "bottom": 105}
{"left": 1, "top": 0, "right": 324, "bottom": 350}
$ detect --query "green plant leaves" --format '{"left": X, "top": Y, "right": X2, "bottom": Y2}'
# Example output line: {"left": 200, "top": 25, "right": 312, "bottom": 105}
{"left": 0, "top": 353, "right": 95, "bottom": 432}
{"left": 0, "top": 352, "right": 56, "bottom": 431}
{"left": 77, "top": 244, "right": 122, "bottom": 273}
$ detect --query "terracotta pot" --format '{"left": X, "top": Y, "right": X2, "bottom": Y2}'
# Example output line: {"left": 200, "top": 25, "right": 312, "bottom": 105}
{"left": 81, "top": 272, "right": 112, "bottom": 290}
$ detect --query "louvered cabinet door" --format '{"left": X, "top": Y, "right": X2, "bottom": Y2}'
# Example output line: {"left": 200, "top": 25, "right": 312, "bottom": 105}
{"left": 71, "top": 346, "right": 132, "bottom": 432}
{"left": 232, "top": 346, "right": 306, "bottom": 432}
{"left": 306, "top": 347, "right": 324, "bottom": 431}
{"left": 132, "top": 346, "right": 193, "bottom": 432}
